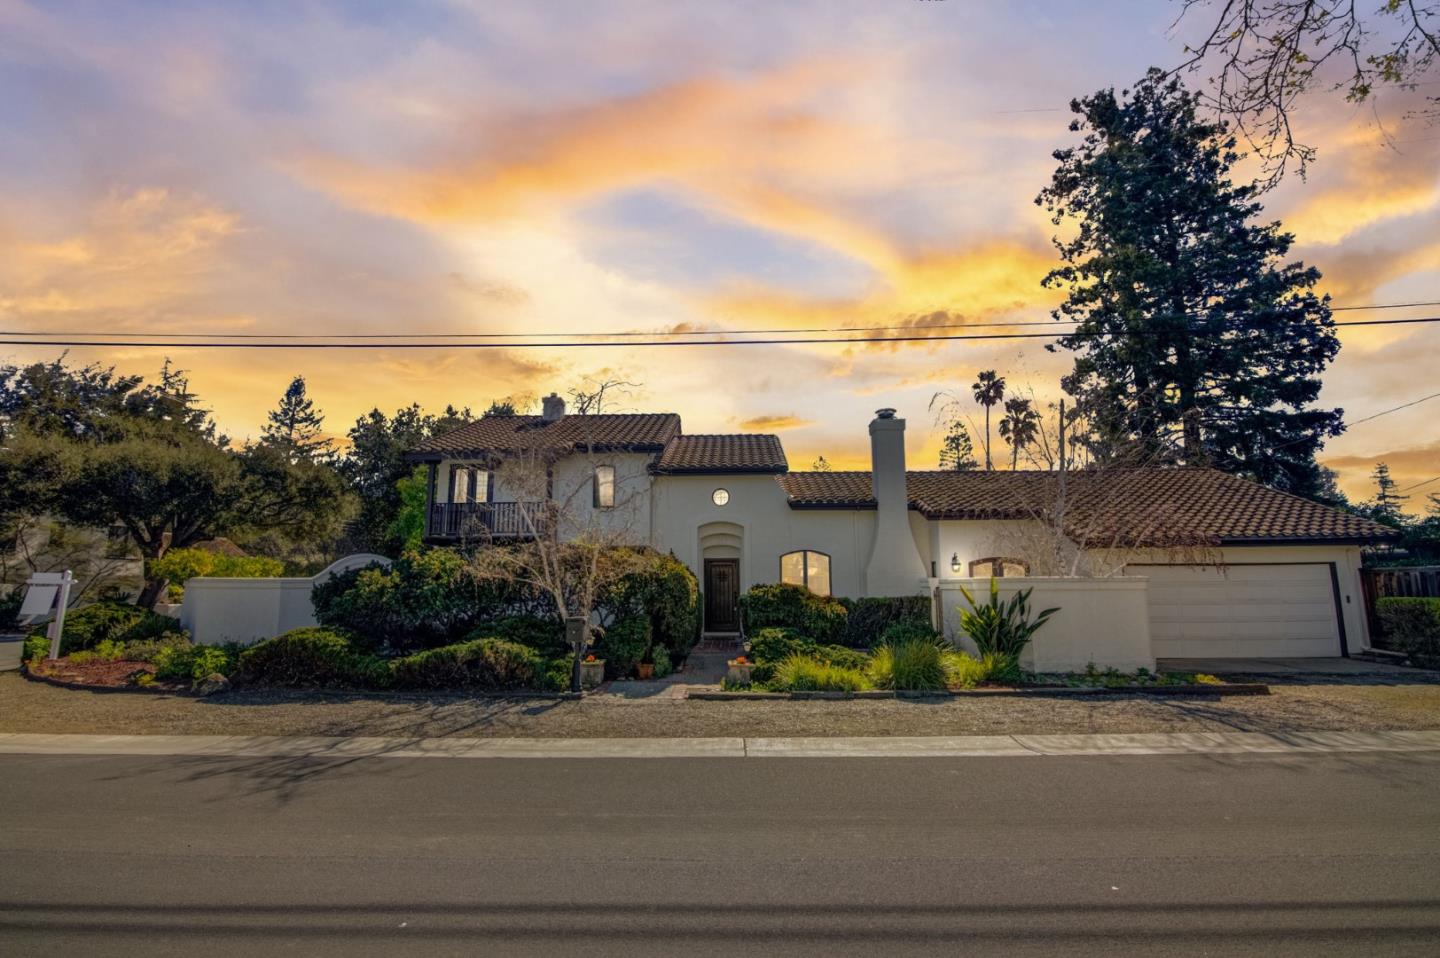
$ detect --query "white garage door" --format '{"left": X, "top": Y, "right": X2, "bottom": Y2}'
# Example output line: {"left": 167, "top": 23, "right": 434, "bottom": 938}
{"left": 1132, "top": 564, "right": 1342, "bottom": 659}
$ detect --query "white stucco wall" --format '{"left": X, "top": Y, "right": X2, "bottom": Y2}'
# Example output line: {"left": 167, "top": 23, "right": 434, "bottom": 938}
{"left": 935, "top": 576, "right": 1155, "bottom": 672}
{"left": 179, "top": 554, "right": 391, "bottom": 646}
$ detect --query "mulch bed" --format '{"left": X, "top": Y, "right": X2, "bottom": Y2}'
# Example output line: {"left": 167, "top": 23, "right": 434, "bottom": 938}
{"left": 23, "top": 658, "right": 185, "bottom": 693}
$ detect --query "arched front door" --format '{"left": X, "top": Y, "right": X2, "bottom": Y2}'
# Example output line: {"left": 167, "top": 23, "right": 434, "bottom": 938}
{"left": 703, "top": 559, "right": 740, "bottom": 632}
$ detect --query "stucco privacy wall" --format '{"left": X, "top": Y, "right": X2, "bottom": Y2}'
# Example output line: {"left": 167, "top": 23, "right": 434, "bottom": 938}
{"left": 179, "top": 554, "right": 390, "bottom": 646}
{"left": 935, "top": 577, "right": 1155, "bottom": 672}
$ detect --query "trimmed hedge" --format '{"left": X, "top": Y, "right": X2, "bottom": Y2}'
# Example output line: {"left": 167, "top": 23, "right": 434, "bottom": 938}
{"left": 29, "top": 601, "right": 179, "bottom": 656}
{"left": 1377, "top": 597, "right": 1440, "bottom": 667}
{"left": 391, "top": 638, "right": 552, "bottom": 691}
{"left": 238, "top": 627, "right": 392, "bottom": 688}
{"left": 738, "top": 584, "right": 848, "bottom": 643}
{"left": 747, "top": 627, "right": 868, "bottom": 683}
{"left": 470, "top": 615, "right": 568, "bottom": 657}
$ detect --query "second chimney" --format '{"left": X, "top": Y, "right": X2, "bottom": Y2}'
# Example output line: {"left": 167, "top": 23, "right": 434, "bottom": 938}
{"left": 541, "top": 393, "right": 566, "bottom": 421}
{"left": 863, "top": 407, "right": 927, "bottom": 595}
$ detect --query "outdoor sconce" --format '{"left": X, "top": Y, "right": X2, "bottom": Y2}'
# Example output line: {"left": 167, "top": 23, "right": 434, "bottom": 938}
{"left": 950, "top": 552, "right": 961, "bottom": 573}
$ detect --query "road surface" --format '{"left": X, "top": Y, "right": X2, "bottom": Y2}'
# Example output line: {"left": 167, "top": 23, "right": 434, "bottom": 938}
{"left": 3, "top": 747, "right": 1439, "bottom": 955}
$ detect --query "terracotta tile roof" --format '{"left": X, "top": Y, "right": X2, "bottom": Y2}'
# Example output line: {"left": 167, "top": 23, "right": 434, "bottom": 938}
{"left": 776, "top": 468, "right": 1397, "bottom": 543}
{"left": 409, "top": 413, "right": 681, "bottom": 459}
{"left": 654, "top": 434, "right": 789, "bottom": 474}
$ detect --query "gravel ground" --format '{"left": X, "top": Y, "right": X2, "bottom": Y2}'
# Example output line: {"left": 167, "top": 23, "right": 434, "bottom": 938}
{"left": 3, "top": 672, "right": 1440, "bottom": 738}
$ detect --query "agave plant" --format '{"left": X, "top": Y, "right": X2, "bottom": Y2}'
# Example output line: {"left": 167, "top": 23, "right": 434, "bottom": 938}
{"left": 957, "top": 578, "right": 1059, "bottom": 667}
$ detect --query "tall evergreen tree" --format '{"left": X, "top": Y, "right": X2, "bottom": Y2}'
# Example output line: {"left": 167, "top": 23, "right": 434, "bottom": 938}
{"left": 1037, "top": 69, "right": 1342, "bottom": 495}
{"left": 938, "top": 421, "right": 979, "bottom": 471}
{"left": 1368, "top": 462, "right": 1409, "bottom": 525}
{"left": 262, "top": 375, "right": 331, "bottom": 462}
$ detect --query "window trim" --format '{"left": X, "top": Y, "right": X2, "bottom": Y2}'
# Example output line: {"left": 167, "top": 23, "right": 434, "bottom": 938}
{"left": 593, "top": 464, "right": 616, "bottom": 509}
{"left": 779, "top": 549, "right": 832, "bottom": 596}
{"left": 968, "top": 556, "right": 1030, "bottom": 578}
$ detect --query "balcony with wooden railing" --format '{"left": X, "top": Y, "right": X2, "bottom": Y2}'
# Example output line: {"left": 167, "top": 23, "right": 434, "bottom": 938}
{"left": 426, "top": 501, "right": 547, "bottom": 540}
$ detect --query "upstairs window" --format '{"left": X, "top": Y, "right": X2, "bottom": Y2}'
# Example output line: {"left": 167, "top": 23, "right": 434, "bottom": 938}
{"left": 780, "top": 550, "right": 832, "bottom": 596}
{"left": 593, "top": 465, "right": 616, "bottom": 509}
{"left": 451, "top": 466, "right": 489, "bottom": 503}
{"left": 968, "top": 557, "right": 1029, "bottom": 578}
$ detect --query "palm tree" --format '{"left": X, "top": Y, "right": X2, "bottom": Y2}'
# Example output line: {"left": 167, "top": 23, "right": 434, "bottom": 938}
{"left": 971, "top": 370, "right": 1006, "bottom": 470}
{"left": 998, "top": 397, "right": 1041, "bottom": 470}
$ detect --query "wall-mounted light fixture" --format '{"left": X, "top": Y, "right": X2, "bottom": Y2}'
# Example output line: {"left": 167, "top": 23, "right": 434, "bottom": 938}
{"left": 950, "top": 552, "right": 961, "bottom": 574}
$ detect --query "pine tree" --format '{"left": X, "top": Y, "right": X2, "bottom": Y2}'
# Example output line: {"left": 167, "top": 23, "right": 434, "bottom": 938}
{"left": 262, "top": 375, "right": 330, "bottom": 462}
{"left": 938, "top": 421, "right": 979, "bottom": 471}
{"left": 1038, "top": 69, "right": 1342, "bottom": 495}
{"left": 1369, "top": 462, "right": 1409, "bottom": 525}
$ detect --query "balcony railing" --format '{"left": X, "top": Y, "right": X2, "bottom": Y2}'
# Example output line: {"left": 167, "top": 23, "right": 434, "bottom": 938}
{"left": 427, "top": 501, "right": 546, "bottom": 540}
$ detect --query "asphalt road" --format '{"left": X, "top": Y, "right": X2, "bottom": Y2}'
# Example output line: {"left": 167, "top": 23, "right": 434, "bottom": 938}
{"left": 3, "top": 749, "right": 1439, "bottom": 956}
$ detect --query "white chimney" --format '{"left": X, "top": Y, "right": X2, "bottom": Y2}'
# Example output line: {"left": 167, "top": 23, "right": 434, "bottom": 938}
{"left": 863, "top": 408, "right": 927, "bottom": 596}
{"left": 541, "top": 393, "right": 565, "bottom": 421}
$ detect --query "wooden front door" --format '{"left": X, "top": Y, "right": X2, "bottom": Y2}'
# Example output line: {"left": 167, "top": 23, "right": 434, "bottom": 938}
{"left": 704, "top": 559, "right": 740, "bottom": 632}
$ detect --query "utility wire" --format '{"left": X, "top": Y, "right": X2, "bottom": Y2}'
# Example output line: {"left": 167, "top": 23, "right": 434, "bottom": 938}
{"left": 2, "top": 316, "right": 1437, "bottom": 349}
{"left": 1397, "top": 475, "right": 1439, "bottom": 494}
{"left": 4, "top": 300, "right": 1437, "bottom": 342}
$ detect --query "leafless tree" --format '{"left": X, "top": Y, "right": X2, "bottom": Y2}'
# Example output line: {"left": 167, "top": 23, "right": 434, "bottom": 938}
{"left": 1, "top": 517, "right": 140, "bottom": 605}
{"left": 1170, "top": 0, "right": 1440, "bottom": 185}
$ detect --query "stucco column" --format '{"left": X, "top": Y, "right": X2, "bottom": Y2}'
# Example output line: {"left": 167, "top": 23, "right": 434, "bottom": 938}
{"left": 864, "top": 409, "right": 927, "bottom": 596}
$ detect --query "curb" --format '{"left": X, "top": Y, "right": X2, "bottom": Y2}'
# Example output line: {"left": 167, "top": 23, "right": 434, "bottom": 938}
{"left": 688, "top": 683, "right": 1271, "bottom": 701}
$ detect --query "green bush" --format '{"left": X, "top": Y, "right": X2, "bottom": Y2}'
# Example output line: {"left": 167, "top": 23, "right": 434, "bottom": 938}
{"left": 651, "top": 645, "right": 673, "bottom": 679}
{"left": 769, "top": 654, "right": 871, "bottom": 692}
{"left": 391, "top": 638, "right": 544, "bottom": 690}
{"left": 541, "top": 657, "right": 574, "bottom": 692}
{"left": 600, "top": 616, "right": 652, "bottom": 678}
{"left": 120, "top": 632, "right": 194, "bottom": 663}
{"left": 957, "top": 579, "right": 1058, "bottom": 672}
{"left": 147, "top": 548, "right": 285, "bottom": 601}
{"left": 739, "top": 583, "right": 848, "bottom": 643}
{"left": 869, "top": 638, "right": 949, "bottom": 691}
{"left": 470, "top": 615, "right": 568, "bottom": 657}
{"left": 154, "top": 644, "right": 240, "bottom": 683}
{"left": 30, "top": 601, "right": 179, "bottom": 656}
{"left": 1377, "top": 597, "right": 1440, "bottom": 667}
{"left": 23, "top": 634, "right": 50, "bottom": 662}
{"left": 840, "top": 596, "right": 932, "bottom": 647}
{"left": 815, "top": 644, "right": 870, "bottom": 671}
{"left": 312, "top": 549, "right": 504, "bottom": 653}
{"left": 598, "top": 549, "right": 701, "bottom": 660}
{"left": 878, "top": 620, "right": 942, "bottom": 647}
{"left": 238, "top": 627, "right": 391, "bottom": 688}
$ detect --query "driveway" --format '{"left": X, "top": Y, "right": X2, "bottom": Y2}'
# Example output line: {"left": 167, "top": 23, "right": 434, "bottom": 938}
{"left": 1160, "top": 656, "right": 1419, "bottom": 677}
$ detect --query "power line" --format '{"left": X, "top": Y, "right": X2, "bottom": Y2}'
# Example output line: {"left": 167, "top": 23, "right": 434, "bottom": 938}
{"left": 4, "top": 299, "right": 1436, "bottom": 342}
{"left": 2, "top": 316, "right": 1437, "bottom": 350}
{"left": 1344, "top": 390, "right": 1440, "bottom": 428}
{"left": 1397, "top": 475, "right": 1439, "bottom": 494}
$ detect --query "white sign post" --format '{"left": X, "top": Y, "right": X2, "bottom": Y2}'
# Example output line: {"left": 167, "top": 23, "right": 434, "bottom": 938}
{"left": 19, "top": 570, "right": 74, "bottom": 660}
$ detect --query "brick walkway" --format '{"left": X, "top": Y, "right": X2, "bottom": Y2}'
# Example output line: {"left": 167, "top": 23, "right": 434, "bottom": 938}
{"left": 602, "top": 638, "right": 739, "bottom": 700}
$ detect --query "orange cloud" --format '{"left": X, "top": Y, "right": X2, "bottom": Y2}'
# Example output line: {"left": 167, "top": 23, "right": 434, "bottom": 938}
{"left": 735, "top": 413, "right": 814, "bottom": 431}
{"left": 1283, "top": 127, "right": 1440, "bottom": 246}
{"left": 1323, "top": 439, "right": 1440, "bottom": 513}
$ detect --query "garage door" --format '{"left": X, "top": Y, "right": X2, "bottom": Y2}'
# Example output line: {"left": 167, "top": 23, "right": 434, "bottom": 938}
{"left": 1131, "top": 564, "right": 1342, "bottom": 658}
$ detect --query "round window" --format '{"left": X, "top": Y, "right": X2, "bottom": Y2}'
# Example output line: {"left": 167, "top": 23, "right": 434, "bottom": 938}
{"left": 712, "top": 488, "right": 730, "bottom": 506}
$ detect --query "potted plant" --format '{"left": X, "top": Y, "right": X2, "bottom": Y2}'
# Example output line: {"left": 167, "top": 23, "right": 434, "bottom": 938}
{"left": 636, "top": 646, "right": 655, "bottom": 680}
{"left": 580, "top": 654, "right": 606, "bottom": 689}
{"left": 726, "top": 654, "right": 753, "bottom": 686}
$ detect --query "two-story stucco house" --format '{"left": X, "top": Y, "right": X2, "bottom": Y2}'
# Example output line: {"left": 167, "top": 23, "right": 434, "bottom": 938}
{"left": 407, "top": 393, "right": 1395, "bottom": 661}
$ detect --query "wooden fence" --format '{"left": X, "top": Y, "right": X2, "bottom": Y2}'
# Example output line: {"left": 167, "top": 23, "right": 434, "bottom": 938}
{"left": 1361, "top": 566, "right": 1440, "bottom": 648}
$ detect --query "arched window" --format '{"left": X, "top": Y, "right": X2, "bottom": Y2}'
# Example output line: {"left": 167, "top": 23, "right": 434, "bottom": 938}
{"left": 968, "top": 556, "right": 1029, "bottom": 578}
{"left": 780, "top": 550, "right": 832, "bottom": 596}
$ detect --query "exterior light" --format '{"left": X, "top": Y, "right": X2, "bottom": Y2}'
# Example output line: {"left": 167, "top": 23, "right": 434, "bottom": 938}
{"left": 950, "top": 552, "right": 961, "bottom": 573}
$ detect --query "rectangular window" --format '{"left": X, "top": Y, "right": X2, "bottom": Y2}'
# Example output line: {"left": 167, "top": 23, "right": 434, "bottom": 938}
{"left": 780, "top": 551, "right": 805, "bottom": 588}
{"left": 471, "top": 469, "right": 489, "bottom": 503}
{"left": 593, "top": 465, "right": 616, "bottom": 509}
{"left": 452, "top": 466, "right": 470, "bottom": 504}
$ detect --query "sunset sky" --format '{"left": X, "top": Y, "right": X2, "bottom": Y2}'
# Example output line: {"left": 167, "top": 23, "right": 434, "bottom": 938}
{"left": 2, "top": 1, "right": 1437, "bottom": 508}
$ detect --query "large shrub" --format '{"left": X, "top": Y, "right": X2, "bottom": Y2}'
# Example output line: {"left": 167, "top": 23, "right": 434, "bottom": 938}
{"left": 237, "top": 627, "right": 391, "bottom": 688}
{"left": 598, "top": 549, "right": 701, "bottom": 660}
{"left": 747, "top": 627, "right": 867, "bottom": 682}
{"left": 391, "top": 638, "right": 545, "bottom": 691}
{"left": 738, "top": 583, "right": 847, "bottom": 643}
{"left": 1377, "top": 597, "right": 1440, "bottom": 668}
{"left": 154, "top": 644, "right": 241, "bottom": 683}
{"left": 31, "top": 601, "right": 178, "bottom": 656}
{"left": 471, "top": 615, "right": 568, "bottom": 657}
{"left": 147, "top": 548, "right": 285, "bottom": 600}
{"left": 599, "top": 616, "right": 652, "bottom": 678}
{"left": 840, "top": 596, "right": 932, "bottom": 647}
{"left": 769, "top": 654, "right": 871, "bottom": 692}
{"left": 312, "top": 549, "right": 507, "bottom": 652}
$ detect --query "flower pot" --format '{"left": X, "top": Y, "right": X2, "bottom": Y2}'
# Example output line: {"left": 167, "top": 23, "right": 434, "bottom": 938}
{"left": 636, "top": 663, "right": 655, "bottom": 680}
{"left": 580, "top": 659, "right": 606, "bottom": 690}
{"left": 726, "top": 660, "right": 753, "bottom": 686}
